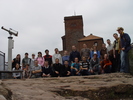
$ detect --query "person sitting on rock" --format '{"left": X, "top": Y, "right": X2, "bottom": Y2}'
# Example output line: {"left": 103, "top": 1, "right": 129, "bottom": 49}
{"left": 31, "top": 60, "right": 42, "bottom": 78}
{"left": 90, "top": 53, "right": 100, "bottom": 75}
{"left": 51, "top": 58, "right": 62, "bottom": 77}
{"left": 61, "top": 60, "right": 71, "bottom": 77}
{"left": 12, "top": 63, "right": 22, "bottom": 79}
{"left": 23, "top": 64, "right": 31, "bottom": 79}
{"left": 80, "top": 56, "right": 90, "bottom": 76}
{"left": 71, "top": 57, "right": 81, "bottom": 76}
{"left": 42, "top": 61, "right": 51, "bottom": 77}
{"left": 100, "top": 54, "right": 112, "bottom": 74}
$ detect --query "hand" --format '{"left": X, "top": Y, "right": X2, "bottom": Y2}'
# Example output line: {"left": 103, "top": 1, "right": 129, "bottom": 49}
{"left": 67, "top": 71, "right": 71, "bottom": 75}
{"left": 42, "top": 73, "right": 46, "bottom": 77}
{"left": 90, "top": 70, "right": 93, "bottom": 73}
{"left": 75, "top": 68, "right": 78, "bottom": 71}
{"left": 32, "top": 71, "right": 35, "bottom": 74}
{"left": 114, "top": 55, "right": 116, "bottom": 58}
{"left": 76, "top": 71, "right": 79, "bottom": 75}
{"left": 85, "top": 68, "right": 88, "bottom": 70}
{"left": 55, "top": 71, "right": 59, "bottom": 74}
{"left": 103, "top": 65, "right": 106, "bottom": 68}
{"left": 101, "top": 70, "right": 104, "bottom": 74}
{"left": 122, "top": 48, "right": 125, "bottom": 50}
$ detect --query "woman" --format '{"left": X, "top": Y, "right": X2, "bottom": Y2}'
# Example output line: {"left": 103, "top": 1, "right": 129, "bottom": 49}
{"left": 90, "top": 45, "right": 100, "bottom": 59}
{"left": 36, "top": 52, "right": 45, "bottom": 67}
{"left": 12, "top": 54, "right": 21, "bottom": 69}
{"left": 12, "top": 63, "right": 21, "bottom": 79}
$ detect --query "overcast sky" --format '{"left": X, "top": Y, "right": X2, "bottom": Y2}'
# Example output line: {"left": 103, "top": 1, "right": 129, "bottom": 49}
{"left": 0, "top": 0, "right": 133, "bottom": 61}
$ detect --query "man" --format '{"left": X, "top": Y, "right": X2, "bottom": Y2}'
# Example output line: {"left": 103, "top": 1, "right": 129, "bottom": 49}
{"left": 22, "top": 53, "right": 31, "bottom": 70}
{"left": 80, "top": 44, "right": 90, "bottom": 59}
{"left": 62, "top": 50, "right": 70, "bottom": 65}
{"left": 30, "top": 54, "right": 36, "bottom": 71}
{"left": 107, "top": 39, "right": 114, "bottom": 72}
{"left": 90, "top": 53, "right": 100, "bottom": 75}
{"left": 51, "top": 58, "right": 62, "bottom": 77}
{"left": 100, "top": 43, "right": 108, "bottom": 60}
{"left": 71, "top": 57, "right": 80, "bottom": 76}
{"left": 52, "top": 48, "right": 62, "bottom": 64}
{"left": 117, "top": 27, "right": 131, "bottom": 73}
{"left": 42, "top": 61, "right": 51, "bottom": 77}
{"left": 31, "top": 60, "right": 42, "bottom": 78}
{"left": 44, "top": 49, "right": 52, "bottom": 66}
{"left": 113, "top": 33, "right": 121, "bottom": 72}
{"left": 69, "top": 45, "right": 81, "bottom": 63}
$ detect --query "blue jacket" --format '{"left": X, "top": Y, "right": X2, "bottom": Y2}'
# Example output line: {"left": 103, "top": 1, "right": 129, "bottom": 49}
{"left": 120, "top": 33, "right": 131, "bottom": 52}
{"left": 90, "top": 50, "right": 100, "bottom": 59}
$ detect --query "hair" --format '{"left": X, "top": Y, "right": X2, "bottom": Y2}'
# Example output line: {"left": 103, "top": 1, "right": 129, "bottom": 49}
{"left": 45, "top": 49, "right": 49, "bottom": 52}
{"left": 16, "top": 54, "right": 21, "bottom": 62}
{"left": 15, "top": 63, "right": 20, "bottom": 70}
{"left": 25, "top": 53, "right": 28, "bottom": 55}
{"left": 107, "top": 39, "right": 110, "bottom": 41}
{"left": 38, "top": 52, "right": 42, "bottom": 57}
{"left": 25, "top": 64, "right": 30, "bottom": 66}
{"left": 113, "top": 33, "right": 118, "bottom": 36}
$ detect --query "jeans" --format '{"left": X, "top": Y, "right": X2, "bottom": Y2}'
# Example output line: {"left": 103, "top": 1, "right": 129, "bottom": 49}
{"left": 120, "top": 51, "right": 129, "bottom": 73}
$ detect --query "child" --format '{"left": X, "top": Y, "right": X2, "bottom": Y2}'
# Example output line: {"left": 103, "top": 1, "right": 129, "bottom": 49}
{"left": 12, "top": 63, "right": 21, "bottom": 79}
{"left": 23, "top": 64, "right": 31, "bottom": 79}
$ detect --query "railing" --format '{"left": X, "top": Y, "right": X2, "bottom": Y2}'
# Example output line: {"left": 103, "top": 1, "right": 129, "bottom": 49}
{"left": 0, "top": 51, "right": 5, "bottom": 70}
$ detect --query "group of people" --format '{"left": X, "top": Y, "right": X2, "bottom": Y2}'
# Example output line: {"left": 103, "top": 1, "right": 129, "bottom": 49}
{"left": 12, "top": 27, "right": 132, "bottom": 79}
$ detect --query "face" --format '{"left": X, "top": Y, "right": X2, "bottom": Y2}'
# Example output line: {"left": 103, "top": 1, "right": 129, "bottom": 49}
{"left": 55, "top": 48, "right": 58, "bottom": 53}
{"left": 107, "top": 40, "right": 110, "bottom": 45}
{"left": 26, "top": 65, "right": 29, "bottom": 69}
{"left": 16, "top": 54, "right": 20, "bottom": 59}
{"left": 104, "top": 54, "right": 108, "bottom": 59}
{"left": 55, "top": 58, "right": 59, "bottom": 63}
{"left": 64, "top": 61, "right": 69, "bottom": 65}
{"left": 64, "top": 51, "right": 68, "bottom": 55}
{"left": 93, "top": 54, "right": 97, "bottom": 59}
{"left": 25, "top": 54, "right": 28, "bottom": 58}
{"left": 16, "top": 64, "right": 19, "bottom": 69}
{"left": 32, "top": 54, "right": 35, "bottom": 58}
{"left": 38, "top": 52, "right": 42, "bottom": 57}
{"left": 44, "top": 61, "right": 48, "bottom": 66}
{"left": 74, "top": 58, "right": 79, "bottom": 63}
{"left": 93, "top": 46, "right": 97, "bottom": 50}
{"left": 83, "top": 44, "right": 87, "bottom": 48}
{"left": 72, "top": 46, "right": 76, "bottom": 51}
{"left": 45, "top": 51, "right": 49, "bottom": 55}
{"left": 34, "top": 61, "right": 38, "bottom": 65}
{"left": 117, "top": 30, "right": 123, "bottom": 34}
{"left": 113, "top": 34, "right": 118, "bottom": 39}
{"left": 82, "top": 57, "right": 86, "bottom": 62}
{"left": 102, "top": 44, "right": 106, "bottom": 48}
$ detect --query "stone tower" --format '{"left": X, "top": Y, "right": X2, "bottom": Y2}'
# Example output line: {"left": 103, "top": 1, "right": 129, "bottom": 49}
{"left": 62, "top": 15, "right": 85, "bottom": 52}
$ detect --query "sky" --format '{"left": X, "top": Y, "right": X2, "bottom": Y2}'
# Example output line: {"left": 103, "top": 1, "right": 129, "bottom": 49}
{"left": 0, "top": 0, "right": 133, "bottom": 61}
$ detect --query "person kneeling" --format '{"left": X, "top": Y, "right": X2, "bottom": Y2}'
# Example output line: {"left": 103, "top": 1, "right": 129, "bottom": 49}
{"left": 42, "top": 61, "right": 51, "bottom": 77}
{"left": 80, "top": 57, "right": 90, "bottom": 76}
{"left": 100, "top": 54, "right": 112, "bottom": 74}
{"left": 51, "top": 58, "right": 62, "bottom": 77}
{"left": 23, "top": 64, "right": 31, "bottom": 79}
{"left": 71, "top": 57, "right": 80, "bottom": 76}
{"left": 61, "top": 60, "right": 71, "bottom": 77}
{"left": 12, "top": 63, "right": 22, "bottom": 79}
{"left": 31, "top": 60, "right": 42, "bottom": 78}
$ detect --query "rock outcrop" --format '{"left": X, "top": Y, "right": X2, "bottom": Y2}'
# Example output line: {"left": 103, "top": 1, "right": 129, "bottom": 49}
{"left": 0, "top": 73, "right": 133, "bottom": 100}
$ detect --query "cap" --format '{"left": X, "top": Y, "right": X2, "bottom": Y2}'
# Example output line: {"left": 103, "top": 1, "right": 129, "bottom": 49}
{"left": 117, "top": 27, "right": 124, "bottom": 31}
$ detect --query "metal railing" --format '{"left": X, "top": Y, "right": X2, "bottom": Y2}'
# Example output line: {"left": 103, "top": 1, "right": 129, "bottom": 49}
{"left": 0, "top": 51, "right": 5, "bottom": 70}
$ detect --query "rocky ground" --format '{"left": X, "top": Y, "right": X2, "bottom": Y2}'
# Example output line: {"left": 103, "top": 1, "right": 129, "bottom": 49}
{"left": 0, "top": 73, "right": 133, "bottom": 100}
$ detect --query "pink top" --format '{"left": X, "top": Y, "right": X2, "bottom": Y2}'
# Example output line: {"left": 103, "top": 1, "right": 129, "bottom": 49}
{"left": 36, "top": 57, "right": 45, "bottom": 67}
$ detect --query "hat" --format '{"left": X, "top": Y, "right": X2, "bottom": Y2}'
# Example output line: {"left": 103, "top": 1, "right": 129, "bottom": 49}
{"left": 117, "top": 27, "right": 124, "bottom": 31}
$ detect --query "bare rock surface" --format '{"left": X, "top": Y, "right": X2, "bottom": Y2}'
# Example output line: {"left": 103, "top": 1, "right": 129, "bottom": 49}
{"left": 0, "top": 73, "right": 133, "bottom": 100}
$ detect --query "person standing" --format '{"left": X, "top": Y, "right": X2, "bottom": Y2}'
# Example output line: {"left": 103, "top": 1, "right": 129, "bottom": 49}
{"left": 117, "top": 27, "right": 131, "bottom": 73}
{"left": 12, "top": 54, "right": 21, "bottom": 69}
{"left": 100, "top": 43, "right": 108, "bottom": 60}
{"left": 80, "top": 44, "right": 90, "bottom": 60}
{"left": 36, "top": 52, "right": 45, "bottom": 67}
{"left": 107, "top": 39, "right": 114, "bottom": 72}
{"left": 43, "top": 49, "right": 52, "bottom": 66}
{"left": 113, "top": 33, "right": 121, "bottom": 72}
{"left": 30, "top": 54, "right": 36, "bottom": 71}
{"left": 62, "top": 50, "right": 70, "bottom": 65}
{"left": 69, "top": 45, "right": 81, "bottom": 63}
{"left": 52, "top": 48, "right": 62, "bottom": 64}
{"left": 22, "top": 53, "right": 31, "bottom": 70}
{"left": 90, "top": 45, "right": 100, "bottom": 59}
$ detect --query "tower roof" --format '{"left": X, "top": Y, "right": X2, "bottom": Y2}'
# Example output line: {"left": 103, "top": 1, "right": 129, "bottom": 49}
{"left": 64, "top": 15, "right": 82, "bottom": 20}
{"left": 78, "top": 34, "right": 103, "bottom": 41}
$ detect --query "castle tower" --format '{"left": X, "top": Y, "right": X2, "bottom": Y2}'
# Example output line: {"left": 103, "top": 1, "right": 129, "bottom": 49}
{"left": 62, "top": 15, "right": 85, "bottom": 52}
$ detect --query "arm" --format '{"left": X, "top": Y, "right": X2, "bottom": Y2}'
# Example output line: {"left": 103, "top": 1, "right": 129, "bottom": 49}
{"left": 52, "top": 55, "right": 55, "bottom": 64}
{"left": 105, "top": 60, "right": 112, "bottom": 66}
{"left": 123, "top": 34, "right": 131, "bottom": 48}
{"left": 59, "top": 54, "right": 62, "bottom": 64}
